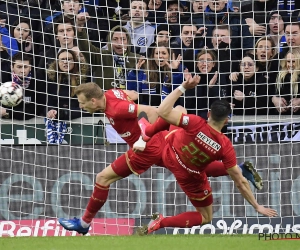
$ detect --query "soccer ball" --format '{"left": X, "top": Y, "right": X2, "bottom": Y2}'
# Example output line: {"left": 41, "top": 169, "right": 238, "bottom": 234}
{"left": 0, "top": 82, "right": 23, "bottom": 107}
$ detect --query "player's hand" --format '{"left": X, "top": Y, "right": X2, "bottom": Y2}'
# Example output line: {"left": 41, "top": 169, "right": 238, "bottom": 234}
{"left": 136, "top": 56, "right": 146, "bottom": 70}
{"left": 47, "top": 110, "right": 57, "bottom": 119}
{"left": 182, "top": 69, "right": 201, "bottom": 89}
{"left": 133, "top": 137, "right": 146, "bottom": 153}
{"left": 256, "top": 205, "right": 277, "bottom": 217}
{"left": 209, "top": 71, "right": 218, "bottom": 87}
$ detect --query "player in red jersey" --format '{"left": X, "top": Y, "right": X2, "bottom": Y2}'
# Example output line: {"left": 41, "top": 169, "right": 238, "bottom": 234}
{"left": 58, "top": 82, "right": 264, "bottom": 235}
{"left": 139, "top": 75, "right": 277, "bottom": 234}
{"left": 58, "top": 82, "right": 168, "bottom": 235}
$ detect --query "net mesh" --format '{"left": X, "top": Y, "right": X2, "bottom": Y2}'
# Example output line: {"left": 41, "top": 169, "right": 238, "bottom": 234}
{"left": 0, "top": 0, "right": 300, "bottom": 236}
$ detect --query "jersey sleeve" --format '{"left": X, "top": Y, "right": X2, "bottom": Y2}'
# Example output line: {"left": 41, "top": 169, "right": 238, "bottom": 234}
{"left": 177, "top": 113, "right": 206, "bottom": 134}
{"left": 106, "top": 89, "right": 138, "bottom": 119}
{"left": 221, "top": 140, "right": 237, "bottom": 170}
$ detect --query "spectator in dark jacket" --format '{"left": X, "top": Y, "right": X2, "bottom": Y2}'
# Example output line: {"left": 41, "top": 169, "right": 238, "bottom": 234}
{"left": 0, "top": 52, "right": 46, "bottom": 120}
{"left": 185, "top": 49, "right": 220, "bottom": 119}
{"left": 193, "top": 1, "right": 253, "bottom": 59}
{"left": 41, "top": 0, "right": 100, "bottom": 56}
{"left": 46, "top": 49, "right": 89, "bottom": 121}
{"left": 231, "top": 53, "right": 269, "bottom": 116}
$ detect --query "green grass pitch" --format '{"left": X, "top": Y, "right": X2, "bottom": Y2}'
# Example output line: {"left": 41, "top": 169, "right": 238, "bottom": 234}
{"left": 0, "top": 235, "right": 299, "bottom": 250}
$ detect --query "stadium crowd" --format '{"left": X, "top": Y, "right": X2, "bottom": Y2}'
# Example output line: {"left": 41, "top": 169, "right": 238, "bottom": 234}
{"left": 0, "top": 0, "right": 300, "bottom": 142}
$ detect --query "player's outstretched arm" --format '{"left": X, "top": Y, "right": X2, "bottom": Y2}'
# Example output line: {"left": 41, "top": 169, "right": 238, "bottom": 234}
{"left": 157, "top": 74, "right": 200, "bottom": 125}
{"left": 227, "top": 166, "right": 278, "bottom": 217}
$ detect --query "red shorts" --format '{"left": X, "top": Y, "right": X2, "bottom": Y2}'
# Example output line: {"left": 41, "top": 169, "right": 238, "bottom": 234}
{"left": 162, "top": 146, "right": 213, "bottom": 207}
{"left": 111, "top": 131, "right": 167, "bottom": 177}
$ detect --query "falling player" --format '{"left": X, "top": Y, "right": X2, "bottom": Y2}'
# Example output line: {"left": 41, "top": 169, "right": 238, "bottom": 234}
{"left": 138, "top": 73, "right": 277, "bottom": 234}
{"left": 58, "top": 82, "right": 264, "bottom": 235}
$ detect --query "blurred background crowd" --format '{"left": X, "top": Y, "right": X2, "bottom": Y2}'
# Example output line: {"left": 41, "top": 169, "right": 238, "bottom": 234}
{"left": 0, "top": 0, "right": 300, "bottom": 124}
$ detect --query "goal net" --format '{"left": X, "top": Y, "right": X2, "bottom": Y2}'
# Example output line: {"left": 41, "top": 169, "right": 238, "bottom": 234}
{"left": 0, "top": 0, "right": 300, "bottom": 237}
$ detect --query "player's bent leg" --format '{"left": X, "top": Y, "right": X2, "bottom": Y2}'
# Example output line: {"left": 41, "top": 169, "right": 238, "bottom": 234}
{"left": 204, "top": 161, "right": 263, "bottom": 190}
{"left": 59, "top": 154, "right": 135, "bottom": 235}
{"left": 142, "top": 195, "right": 213, "bottom": 235}
{"left": 239, "top": 161, "right": 263, "bottom": 190}
{"left": 195, "top": 204, "right": 213, "bottom": 225}
{"left": 96, "top": 164, "right": 123, "bottom": 186}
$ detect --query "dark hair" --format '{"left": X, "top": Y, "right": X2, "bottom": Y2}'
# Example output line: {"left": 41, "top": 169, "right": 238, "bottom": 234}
{"left": 61, "top": 0, "right": 83, "bottom": 3}
{"left": 10, "top": 17, "right": 31, "bottom": 38}
{"left": 11, "top": 52, "right": 32, "bottom": 65}
{"left": 285, "top": 20, "right": 300, "bottom": 31}
{"left": 210, "top": 100, "right": 231, "bottom": 122}
{"left": 212, "top": 25, "right": 232, "bottom": 36}
{"left": 180, "top": 20, "right": 198, "bottom": 33}
{"left": 54, "top": 16, "right": 75, "bottom": 35}
{"left": 130, "top": 0, "right": 148, "bottom": 6}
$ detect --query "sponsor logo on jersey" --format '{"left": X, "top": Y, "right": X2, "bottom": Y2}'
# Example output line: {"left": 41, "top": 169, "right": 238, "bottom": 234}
{"left": 137, "top": 37, "right": 147, "bottom": 46}
{"left": 182, "top": 116, "right": 189, "bottom": 126}
{"left": 128, "top": 104, "right": 135, "bottom": 113}
{"left": 196, "top": 132, "right": 221, "bottom": 151}
{"left": 112, "top": 89, "right": 126, "bottom": 100}
{"left": 119, "top": 131, "right": 131, "bottom": 138}
{"left": 109, "top": 118, "right": 115, "bottom": 125}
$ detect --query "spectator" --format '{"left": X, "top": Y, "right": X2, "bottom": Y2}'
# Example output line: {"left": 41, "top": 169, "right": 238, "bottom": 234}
{"left": 267, "top": 11, "right": 286, "bottom": 52}
{"left": 271, "top": 48, "right": 300, "bottom": 115}
{"left": 127, "top": 42, "right": 183, "bottom": 106}
{"left": 41, "top": 0, "right": 100, "bottom": 53}
{"left": 0, "top": 18, "right": 34, "bottom": 80}
{"left": 46, "top": 49, "right": 89, "bottom": 143}
{"left": 183, "top": 25, "right": 238, "bottom": 89}
{"left": 0, "top": 52, "right": 46, "bottom": 120}
{"left": 185, "top": 49, "right": 220, "bottom": 119}
{"left": 147, "top": 0, "right": 165, "bottom": 24}
{"left": 123, "top": 0, "right": 155, "bottom": 55}
{"left": 284, "top": 21, "right": 300, "bottom": 50}
{"left": 231, "top": 53, "right": 269, "bottom": 116}
{"left": 38, "top": 16, "right": 77, "bottom": 72}
{"left": 191, "top": 0, "right": 208, "bottom": 13}
{"left": 254, "top": 37, "right": 277, "bottom": 80}
{"left": 242, "top": 0, "right": 277, "bottom": 37}
{"left": 171, "top": 22, "right": 205, "bottom": 70}
{"left": 162, "top": 1, "right": 183, "bottom": 37}
{"left": 0, "top": 0, "right": 42, "bottom": 29}
{"left": 193, "top": 0, "right": 253, "bottom": 59}
{"left": 154, "top": 24, "right": 173, "bottom": 45}
{"left": 76, "top": 23, "right": 138, "bottom": 90}
{"left": 10, "top": 18, "right": 33, "bottom": 55}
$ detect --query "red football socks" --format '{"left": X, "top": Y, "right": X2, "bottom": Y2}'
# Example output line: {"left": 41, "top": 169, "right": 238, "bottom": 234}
{"left": 82, "top": 183, "right": 109, "bottom": 224}
{"left": 205, "top": 161, "right": 228, "bottom": 177}
{"left": 160, "top": 212, "right": 203, "bottom": 228}
{"left": 145, "top": 117, "right": 170, "bottom": 137}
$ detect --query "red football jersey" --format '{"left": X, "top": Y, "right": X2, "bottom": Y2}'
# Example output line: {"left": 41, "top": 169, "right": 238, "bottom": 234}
{"left": 104, "top": 89, "right": 140, "bottom": 148}
{"left": 165, "top": 114, "right": 237, "bottom": 174}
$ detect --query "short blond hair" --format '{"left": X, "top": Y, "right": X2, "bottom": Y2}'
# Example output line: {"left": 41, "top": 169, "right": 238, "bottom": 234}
{"left": 74, "top": 82, "right": 104, "bottom": 100}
